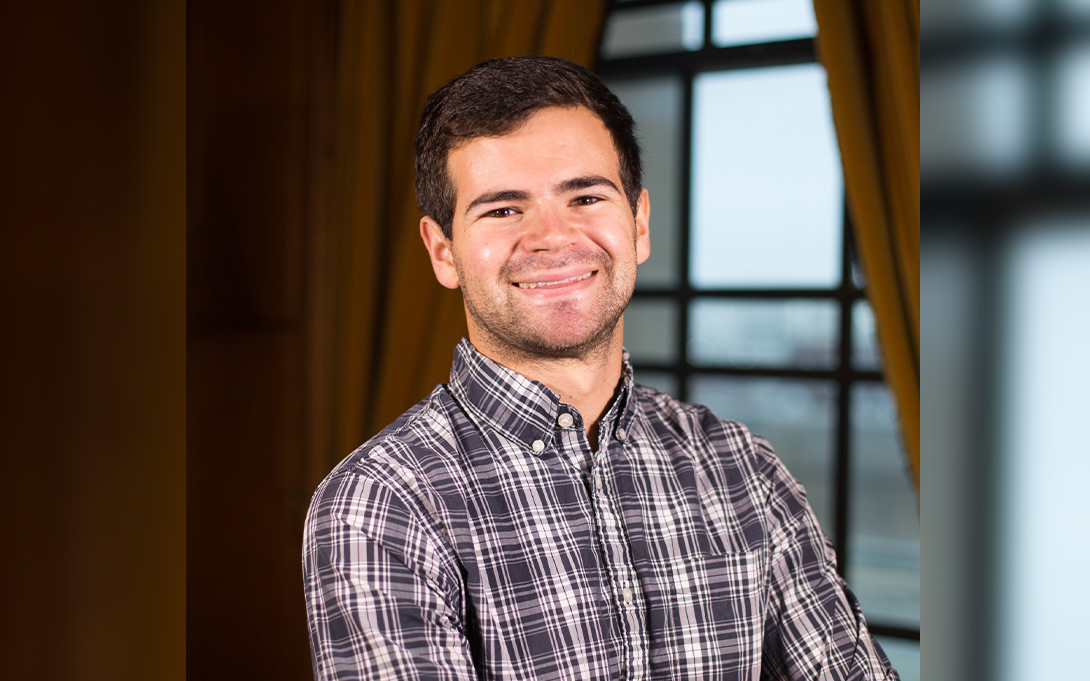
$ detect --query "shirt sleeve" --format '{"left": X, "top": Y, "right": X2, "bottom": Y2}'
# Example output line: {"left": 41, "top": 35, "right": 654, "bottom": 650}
{"left": 752, "top": 437, "right": 900, "bottom": 681}
{"left": 302, "top": 468, "right": 476, "bottom": 681}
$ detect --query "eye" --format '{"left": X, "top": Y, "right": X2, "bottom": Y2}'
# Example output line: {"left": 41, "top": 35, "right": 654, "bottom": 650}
{"left": 572, "top": 195, "right": 602, "bottom": 206}
{"left": 483, "top": 207, "right": 518, "bottom": 219}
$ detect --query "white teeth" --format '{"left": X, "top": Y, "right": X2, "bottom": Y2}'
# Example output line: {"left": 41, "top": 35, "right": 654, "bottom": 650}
{"left": 516, "top": 271, "right": 593, "bottom": 289}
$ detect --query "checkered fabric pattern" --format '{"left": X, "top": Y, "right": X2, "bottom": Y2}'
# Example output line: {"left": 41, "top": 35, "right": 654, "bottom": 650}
{"left": 303, "top": 339, "right": 899, "bottom": 680}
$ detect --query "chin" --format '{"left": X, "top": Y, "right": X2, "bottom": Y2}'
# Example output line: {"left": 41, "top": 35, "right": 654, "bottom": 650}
{"left": 516, "top": 323, "right": 619, "bottom": 359}
{"left": 466, "top": 294, "right": 626, "bottom": 360}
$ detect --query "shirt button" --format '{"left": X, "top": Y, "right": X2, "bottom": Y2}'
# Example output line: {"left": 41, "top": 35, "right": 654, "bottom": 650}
{"left": 594, "top": 473, "right": 603, "bottom": 491}
{"left": 616, "top": 427, "right": 627, "bottom": 441}
{"left": 557, "top": 413, "right": 574, "bottom": 428}
{"left": 622, "top": 587, "right": 633, "bottom": 604}
{"left": 531, "top": 439, "right": 545, "bottom": 453}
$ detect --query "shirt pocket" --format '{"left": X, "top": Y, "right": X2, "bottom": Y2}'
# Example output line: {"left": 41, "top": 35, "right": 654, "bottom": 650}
{"left": 647, "top": 549, "right": 764, "bottom": 679}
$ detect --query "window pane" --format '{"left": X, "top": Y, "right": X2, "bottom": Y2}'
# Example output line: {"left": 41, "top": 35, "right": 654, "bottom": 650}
{"left": 712, "top": 0, "right": 816, "bottom": 47}
{"left": 691, "top": 64, "right": 842, "bottom": 288}
{"left": 604, "top": 76, "right": 683, "bottom": 288}
{"left": 875, "top": 636, "right": 920, "bottom": 681}
{"left": 632, "top": 370, "right": 679, "bottom": 399}
{"left": 847, "top": 383, "right": 920, "bottom": 628}
{"left": 624, "top": 298, "right": 678, "bottom": 364}
{"left": 922, "top": 0, "right": 1035, "bottom": 33}
{"left": 997, "top": 220, "right": 1090, "bottom": 681}
{"left": 1055, "top": 42, "right": 1090, "bottom": 169}
{"left": 689, "top": 376, "right": 836, "bottom": 534}
{"left": 1059, "top": 0, "right": 1090, "bottom": 19}
{"left": 850, "top": 241, "right": 867, "bottom": 289}
{"left": 600, "top": 1, "right": 704, "bottom": 59}
{"left": 689, "top": 298, "right": 838, "bottom": 369}
{"left": 852, "top": 299, "right": 882, "bottom": 370}
{"left": 921, "top": 53, "right": 1033, "bottom": 179}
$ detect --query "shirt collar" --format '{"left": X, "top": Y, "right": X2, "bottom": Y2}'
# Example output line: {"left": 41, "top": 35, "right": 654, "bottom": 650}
{"left": 448, "top": 338, "right": 637, "bottom": 454}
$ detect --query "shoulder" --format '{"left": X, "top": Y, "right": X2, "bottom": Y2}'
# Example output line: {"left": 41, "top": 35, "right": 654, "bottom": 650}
{"left": 302, "top": 386, "right": 468, "bottom": 610}
{"left": 631, "top": 382, "right": 768, "bottom": 467}
{"left": 305, "top": 385, "right": 465, "bottom": 547}
{"left": 631, "top": 383, "right": 808, "bottom": 542}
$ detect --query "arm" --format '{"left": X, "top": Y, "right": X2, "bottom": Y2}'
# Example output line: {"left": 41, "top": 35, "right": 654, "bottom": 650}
{"left": 754, "top": 438, "right": 899, "bottom": 681}
{"left": 303, "top": 471, "right": 475, "bottom": 680}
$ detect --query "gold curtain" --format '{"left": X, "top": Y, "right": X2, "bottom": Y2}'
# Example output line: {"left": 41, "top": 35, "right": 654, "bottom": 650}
{"left": 317, "top": 0, "right": 608, "bottom": 469}
{"left": 812, "top": 0, "right": 920, "bottom": 489}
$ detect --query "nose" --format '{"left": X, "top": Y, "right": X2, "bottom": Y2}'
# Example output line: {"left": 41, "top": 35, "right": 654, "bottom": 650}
{"left": 521, "top": 204, "right": 578, "bottom": 252}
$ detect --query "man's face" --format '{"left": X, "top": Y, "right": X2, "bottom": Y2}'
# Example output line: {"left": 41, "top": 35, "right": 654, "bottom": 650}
{"left": 421, "top": 106, "right": 650, "bottom": 361}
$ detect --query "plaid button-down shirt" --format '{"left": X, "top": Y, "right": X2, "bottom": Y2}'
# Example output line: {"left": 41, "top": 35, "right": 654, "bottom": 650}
{"left": 303, "top": 340, "right": 898, "bottom": 680}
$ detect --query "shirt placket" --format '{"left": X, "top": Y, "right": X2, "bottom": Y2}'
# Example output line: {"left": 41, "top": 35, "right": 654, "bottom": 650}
{"left": 590, "top": 425, "right": 648, "bottom": 681}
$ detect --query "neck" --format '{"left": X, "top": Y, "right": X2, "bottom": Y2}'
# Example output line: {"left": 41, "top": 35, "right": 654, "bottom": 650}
{"left": 469, "top": 329, "right": 625, "bottom": 450}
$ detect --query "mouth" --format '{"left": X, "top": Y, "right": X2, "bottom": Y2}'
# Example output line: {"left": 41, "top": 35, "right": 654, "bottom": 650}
{"left": 513, "top": 271, "right": 596, "bottom": 290}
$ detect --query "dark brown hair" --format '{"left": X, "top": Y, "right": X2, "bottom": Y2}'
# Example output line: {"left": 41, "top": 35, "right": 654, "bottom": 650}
{"left": 415, "top": 56, "right": 643, "bottom": 239}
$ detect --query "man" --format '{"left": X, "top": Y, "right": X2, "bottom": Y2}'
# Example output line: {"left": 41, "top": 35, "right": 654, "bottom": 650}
{"left": 303, "top": 56, "right": 898, "bottom": 680}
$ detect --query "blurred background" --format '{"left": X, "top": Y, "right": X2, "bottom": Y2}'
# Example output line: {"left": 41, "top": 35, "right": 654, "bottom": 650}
{"left": 921, "top": 3, "right": 1090, "bottom": 681}
{"left": 15, "top": 0, "right": 1090, "bottom": 679}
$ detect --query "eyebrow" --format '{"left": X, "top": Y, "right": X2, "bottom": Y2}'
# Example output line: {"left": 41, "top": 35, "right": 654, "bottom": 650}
{"left": 464, "top": 176, "right": 621, "bottom": 216}
{"left": 554, "top": 175, "right": 621, "bottom": 195}
{"left": 464, "top": 189, "right": 531, "bottom": 215}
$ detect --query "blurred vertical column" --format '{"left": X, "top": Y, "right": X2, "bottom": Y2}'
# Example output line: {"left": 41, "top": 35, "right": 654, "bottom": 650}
{"left": 999, "top": 222, "right": 1090, "bottom": 681}
{"left": 922, "top": 2, "right": 1090, "bottom": 680}
{"left": 0, "top": 1, "right": 185, "bottom": 680}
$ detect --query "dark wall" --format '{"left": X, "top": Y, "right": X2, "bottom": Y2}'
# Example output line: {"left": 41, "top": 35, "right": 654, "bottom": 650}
{"left": 188, "top": 1, "right": 337, "bottom": 677}
{"left": 3, "top": 1, "right": 185, "bottom": 679}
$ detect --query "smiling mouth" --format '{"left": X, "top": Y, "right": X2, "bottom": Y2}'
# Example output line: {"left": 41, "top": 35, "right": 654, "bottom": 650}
{"left": 514, "top": 271, "right": 595, "bottom": 290}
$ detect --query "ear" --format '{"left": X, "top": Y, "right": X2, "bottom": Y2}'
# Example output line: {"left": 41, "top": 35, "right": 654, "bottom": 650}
{"left": 634, "top": 188, "right": 651, "bottom": 265}
{"left": 420, "top": 217, "right": 460, "bottom": 289}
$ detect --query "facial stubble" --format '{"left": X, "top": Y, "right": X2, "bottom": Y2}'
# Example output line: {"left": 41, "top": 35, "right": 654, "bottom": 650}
{"left": 454, "top": 246, "right": 637, "bottom": 362}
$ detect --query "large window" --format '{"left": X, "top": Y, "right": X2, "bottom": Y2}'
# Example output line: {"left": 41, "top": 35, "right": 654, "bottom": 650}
{"left": 597, "top": 1, "right": 920, "bottom": 677}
